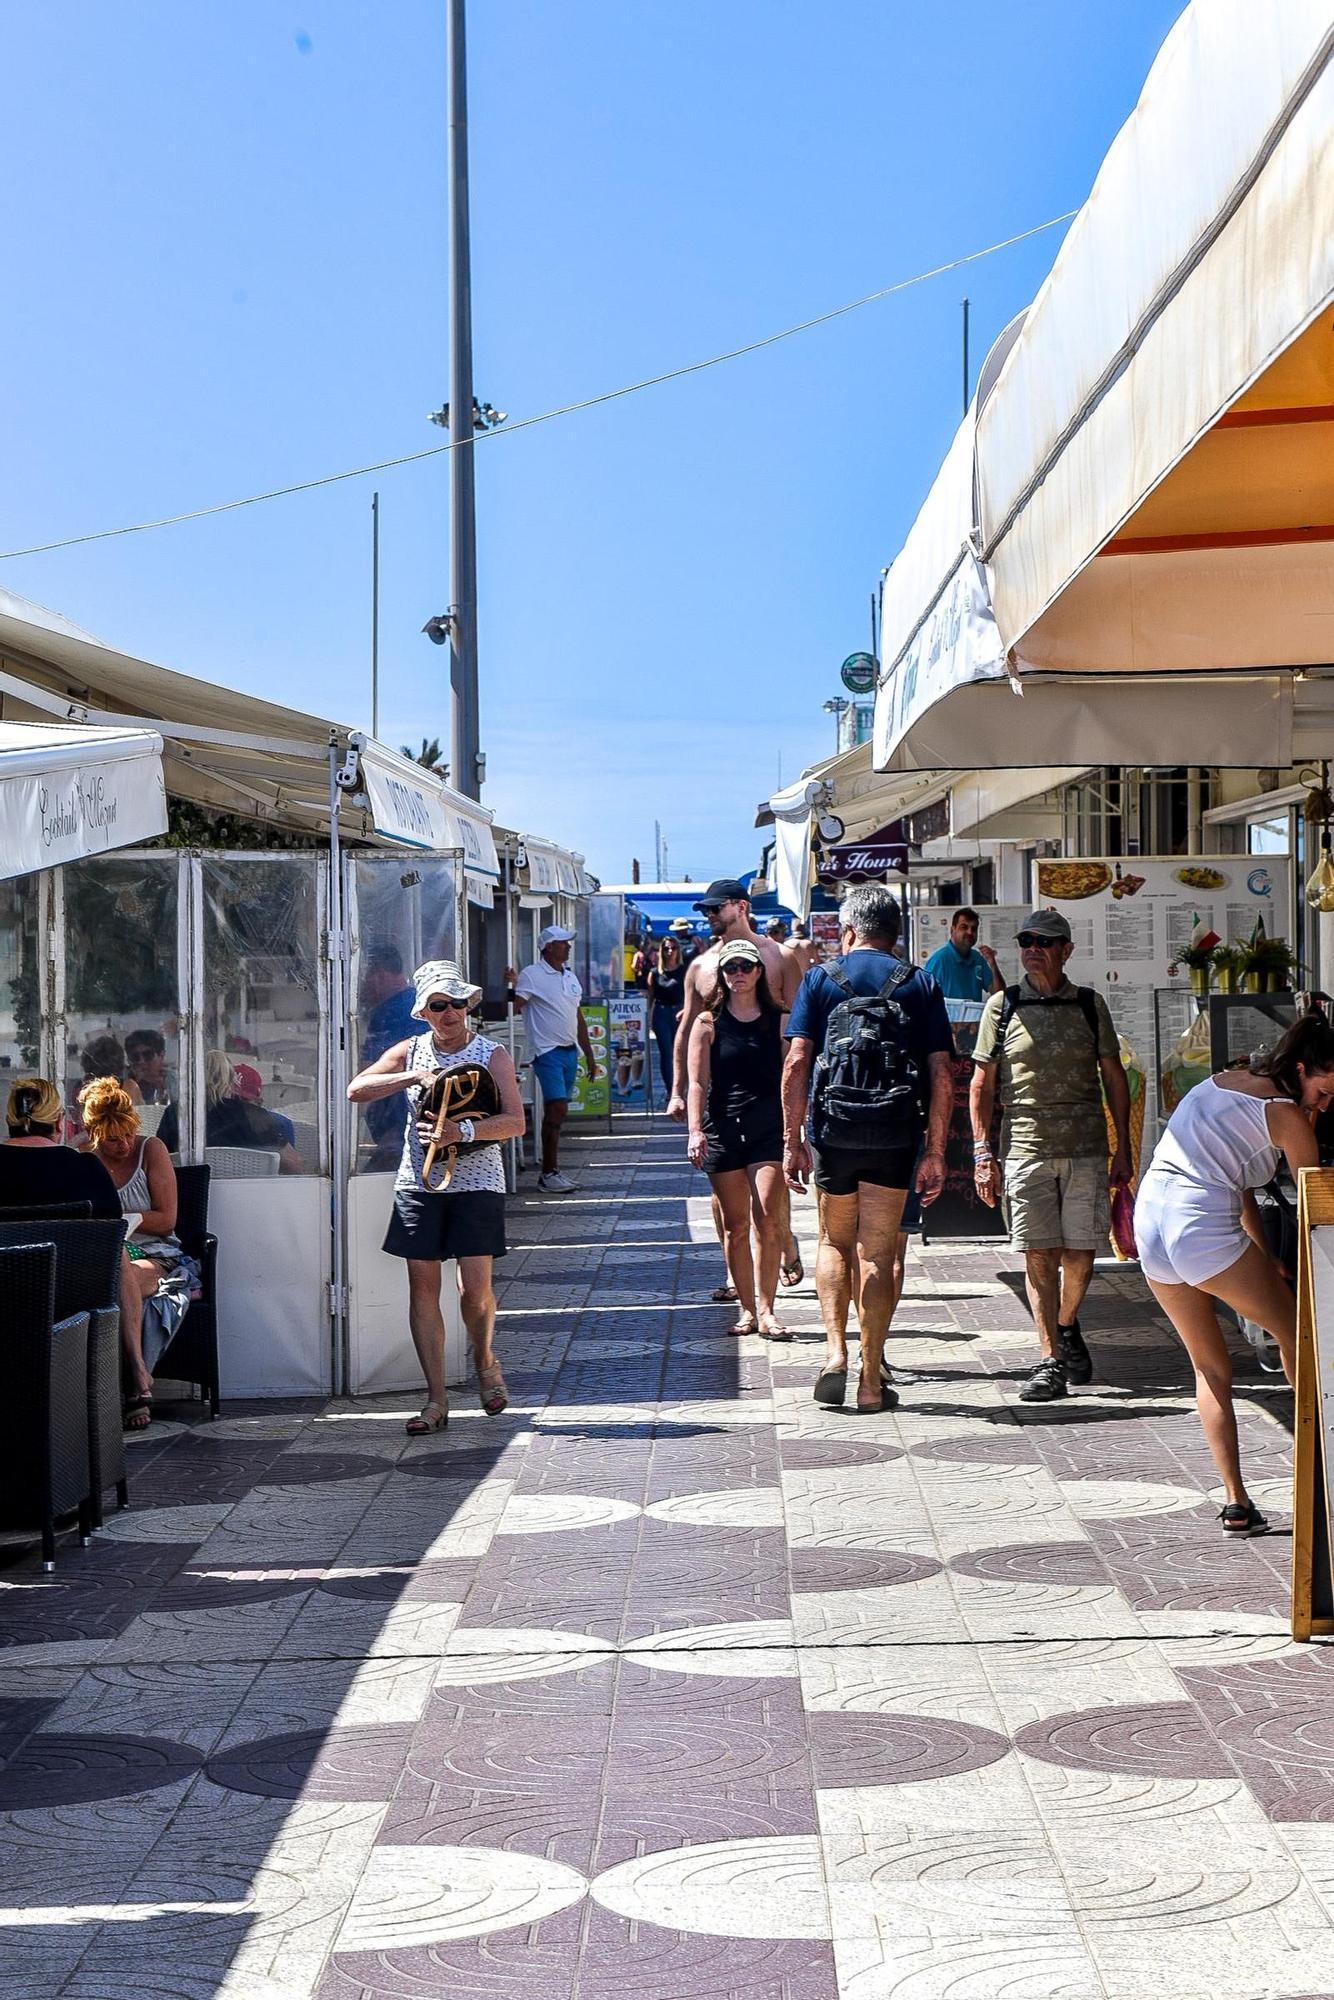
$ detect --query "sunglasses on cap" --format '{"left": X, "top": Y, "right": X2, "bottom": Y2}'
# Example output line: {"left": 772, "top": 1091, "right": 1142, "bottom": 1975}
{"left": 426, "top": 996, "right": 468, "bottom": 1013}
{"left": 1015, "top": 933, "right": 1061, "bottom": 950}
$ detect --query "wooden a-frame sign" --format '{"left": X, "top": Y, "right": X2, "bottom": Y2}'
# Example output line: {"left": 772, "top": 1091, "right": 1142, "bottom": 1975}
{"left": 1291, "top": 1167, "right": 1334, "bottom": 1640}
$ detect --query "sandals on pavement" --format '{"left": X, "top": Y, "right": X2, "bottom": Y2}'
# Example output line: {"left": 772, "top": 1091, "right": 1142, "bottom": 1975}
{"left": 1219, "top": 1501, "right": 1269, "bottom": 1536}
{"left": 728, "top": 1313, "right": 758, "bottom": 1337}
{"left": 779, "top": 1253, "right": 804, "bottom": 1289}
{"left": 710, "top": 1283, "right": 738, "bottom": 1303}
{"left": 122, "top": 1393, "right": 153, "bottom": 1432}
{"left": 852, "top": 1384, "right": 900, "bottom": 1414}
{"left": 813, "top": 1367, "right": 847, "bottom": 1407}
{"left": 406, "top": 1401, "right": 448, "bottom": 1436}
{"left": 758, "top": 1318, "right": 792, "bottom": 1342}
{"left": 477, "top": 1363, "right": 509, "bottom": 1417}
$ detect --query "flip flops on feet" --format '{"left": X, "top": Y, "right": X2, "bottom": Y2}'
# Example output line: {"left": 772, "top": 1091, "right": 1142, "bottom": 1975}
{"left": 406, "top": 1401, "right": 448, "bottom": 1435}
{"left": 779, "top": 1253, "right": 804, "bottom": 1289}
{"left": 710, "top": 1283, "right": 738, "bottom": 1303}
{"left": 729, "top": 1314, "right": 758, "bottom": 1337}
{"left": 813, "top": 1367, "right": 847, "bottom": 1407}
{"left": 122, "top": 1394, "right": 152, "bottom": 1432}
{"left": 758, "top": 1317, "right": 792, "bottom": 1342}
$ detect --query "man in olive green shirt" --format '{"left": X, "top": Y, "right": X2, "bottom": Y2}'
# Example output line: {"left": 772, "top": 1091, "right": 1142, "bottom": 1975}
{"left": 970, "top": 909, "right": 1131, "bottom": 1403}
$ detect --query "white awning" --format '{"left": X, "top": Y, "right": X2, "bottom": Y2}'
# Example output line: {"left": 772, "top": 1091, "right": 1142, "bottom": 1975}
{"left": 978, "top": 0, "right": 1334, "bottom": 667}
{"left": 0, "top": 720, "right": 168, "bottom": 880}
{"left": 948, "top": 767, "right": 1089, "bottom": 839}
{"left": 514, "top": 835, "right": 587, "bottom": 899}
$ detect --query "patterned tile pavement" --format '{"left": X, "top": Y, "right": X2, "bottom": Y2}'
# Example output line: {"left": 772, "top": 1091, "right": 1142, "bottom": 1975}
{"left": 2, "top": 1114, "right": 1332, "bottom": 1997}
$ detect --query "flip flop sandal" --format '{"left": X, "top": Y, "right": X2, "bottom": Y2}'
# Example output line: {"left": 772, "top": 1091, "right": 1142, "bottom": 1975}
{"left": 759, "top": 1323, "right": 793, "bottom": 1342}
{"left": 851, "top": 1385, "right": 900, "bottom": 1414}
{"left": 477, "top": 1365, "right": 509, "bottom": 1417}
{"left": 813, "top": 1367, "right": 847, "bottom": 1407}
{"left": 710, "top": 1283, "right": 738, "bottom": 1303}
{"left": 779, "top": 1254, "right": 805, "bottom": 1289}
{"left": 406, "top": 1402, "right": 448, "bottom": 1435}
{"left": 728, "top": 1316, "right": 758, "bottom": 1337}
{"left": 122, "top": 1394, "right": 153, "bottom": 1431}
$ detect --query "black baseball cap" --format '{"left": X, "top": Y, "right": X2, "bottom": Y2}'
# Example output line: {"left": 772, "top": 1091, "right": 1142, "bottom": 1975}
{"left": 693, "top": 878, "right": 749, "bottom": 912}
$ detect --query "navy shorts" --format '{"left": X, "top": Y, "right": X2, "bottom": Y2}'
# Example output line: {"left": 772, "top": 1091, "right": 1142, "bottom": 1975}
{"left": 383, "top": 1188, "right": 507, "bottom": 1262}
{"left": 812, "top": 1145, "right": 918, "bottom": 1198}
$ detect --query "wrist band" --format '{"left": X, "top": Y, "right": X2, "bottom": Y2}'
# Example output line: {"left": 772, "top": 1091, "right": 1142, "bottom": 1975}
{"left": 457, "top": 1118, "right": 475, "bottom": 1145}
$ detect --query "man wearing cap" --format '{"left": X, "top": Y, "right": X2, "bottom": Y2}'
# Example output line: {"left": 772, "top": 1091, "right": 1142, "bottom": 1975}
{"left": 668, "top": 880, "right": 804, "bottom": 1293}
{"left": 347, "top": 960, "right": 525, "bottom": 1436}
{"left": 970, "top": 910, "right": 1132, "bottom": 1402}
{"left": 505, "top": 926, "right": 601, "bottom": 1194}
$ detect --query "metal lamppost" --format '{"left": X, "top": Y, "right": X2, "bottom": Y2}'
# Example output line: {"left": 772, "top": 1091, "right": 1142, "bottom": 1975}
{"left": 447, "top": 0, "right": 480, "bottom": 799}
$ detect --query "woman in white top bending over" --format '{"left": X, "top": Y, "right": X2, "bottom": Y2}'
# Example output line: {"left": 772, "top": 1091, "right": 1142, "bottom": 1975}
{"left": 1135, "top": 1012, "right": 1334, "bottom": 1535}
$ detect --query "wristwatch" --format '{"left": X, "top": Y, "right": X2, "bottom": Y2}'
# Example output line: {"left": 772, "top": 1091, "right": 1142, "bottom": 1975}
{"left": 457, "top": 1118, "right": 476, "bottom": 1145}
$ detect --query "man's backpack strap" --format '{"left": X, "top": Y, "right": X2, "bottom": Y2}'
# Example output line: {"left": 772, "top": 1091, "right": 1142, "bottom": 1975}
{"left": 995, "top": 982, "right": 1101, "bottom": 1051}
{"left": 878, "top": 961, "right": 914, "bottom": 1001}
{"left": 1074, "top": 986, "right": 1101, "bottom": 1050}
{"left": 825, "top": 964, "right": 854, "bottom": 998}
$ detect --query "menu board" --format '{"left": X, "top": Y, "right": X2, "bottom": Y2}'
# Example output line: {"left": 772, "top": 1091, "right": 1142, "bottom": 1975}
{"left": 920, "top": 1017, "right": 1005, "bottom": 1242}
{"left": 1032, "top": 854, "right": 1291, "bottom": 1150}
{"left": 912, "top": 907, "right": 1029, "bottom": 990}
{"left": 566, "top": 1004, "right": 611, "bottom": 1121}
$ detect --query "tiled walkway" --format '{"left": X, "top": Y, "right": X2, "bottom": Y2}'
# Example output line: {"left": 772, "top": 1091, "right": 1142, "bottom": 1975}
{"left": 3, "top": 1114, "right": 1333, "bottom": 1999}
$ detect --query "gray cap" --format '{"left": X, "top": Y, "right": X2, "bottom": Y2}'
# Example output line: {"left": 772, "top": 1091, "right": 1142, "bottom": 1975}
{"left": 1017, "top": 908, "right": 1072, "bottom": 943}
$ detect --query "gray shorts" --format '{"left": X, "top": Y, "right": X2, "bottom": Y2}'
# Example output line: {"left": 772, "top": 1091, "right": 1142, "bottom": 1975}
{"left": 1003, "top": 1154, "right": 1109, "bottom": 1252}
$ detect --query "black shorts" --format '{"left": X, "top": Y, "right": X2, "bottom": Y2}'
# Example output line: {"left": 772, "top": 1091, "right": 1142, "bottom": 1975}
{"left": 701, "top": 1115, "right": 783, "bottom": 1178}
{"left": 813, "top": 1145, "right": 918, "bottom": 1198}
{"left": 383, "top": 1188, "right": 507, "bottom": 1262}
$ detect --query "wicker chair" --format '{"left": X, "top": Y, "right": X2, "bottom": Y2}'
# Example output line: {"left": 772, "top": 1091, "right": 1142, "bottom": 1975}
{"left": 158, "top": 1165, "right": 219, "bottom": 1417}
{"left": 0, "top": 1244, "right": 93, "bottom": 1569}
{"left": 0, "top": 1202, "right": 95, "bottom": 1222}
{"left": 0, "top": 1217, "right": 128, "bottom": 1528}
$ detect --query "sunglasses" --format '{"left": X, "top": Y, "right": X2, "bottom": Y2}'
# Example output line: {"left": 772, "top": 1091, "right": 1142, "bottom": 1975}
{"left": 721, "top": 961, "right": 759, "bottom": 976}
{"left": 1016, "top": 934, "right": 1061, "bottom": 950}
{"left": 425, "top": 996, "right": 467, "bottom": 1013}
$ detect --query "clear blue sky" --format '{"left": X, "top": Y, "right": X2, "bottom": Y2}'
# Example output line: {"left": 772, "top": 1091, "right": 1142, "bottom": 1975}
{"left": 1, "top": 1, "right": 1181, "bottom": 882}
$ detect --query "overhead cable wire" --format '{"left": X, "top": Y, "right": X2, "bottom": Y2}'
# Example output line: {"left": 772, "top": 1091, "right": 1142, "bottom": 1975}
{"left": 0, "top": 207, "right": 1077, "bottom": 561}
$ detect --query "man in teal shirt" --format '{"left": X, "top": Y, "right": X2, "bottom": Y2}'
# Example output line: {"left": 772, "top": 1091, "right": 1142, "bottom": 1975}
{"left": 924, "top": 908, "right": 1003, "bottom": 1004}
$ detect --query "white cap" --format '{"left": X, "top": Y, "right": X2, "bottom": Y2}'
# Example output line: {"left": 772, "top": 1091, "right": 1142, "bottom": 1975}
{"left": 538, "top": 925, "right": 575, "bottom": 948}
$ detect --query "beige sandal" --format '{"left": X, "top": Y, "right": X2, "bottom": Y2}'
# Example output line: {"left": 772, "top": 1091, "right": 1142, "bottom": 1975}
{"left": 478, "top": 1364, "right": 508, "bottom": 1417}
{"left": 406, "top": 1401, "right": 448, "bottom": 1435}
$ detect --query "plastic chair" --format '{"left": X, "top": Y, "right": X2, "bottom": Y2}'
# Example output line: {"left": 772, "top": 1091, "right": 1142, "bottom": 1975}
{"left": 0, "top": 1216, "right": 127, "bottom": 1528}
{"left": 0, "top": 1243, "right": 93, "bottom": 1569}
{"left": 204, "top": 1146, "right": 280, "bottom": 1178}
{"left": 158, "top": 1165, "right": 218, "bottom": 1417}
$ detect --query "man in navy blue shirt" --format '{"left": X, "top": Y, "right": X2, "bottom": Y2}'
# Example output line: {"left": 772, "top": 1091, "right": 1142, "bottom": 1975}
{"left": 782, "top": 884, "right": 953, "bottom": 1413}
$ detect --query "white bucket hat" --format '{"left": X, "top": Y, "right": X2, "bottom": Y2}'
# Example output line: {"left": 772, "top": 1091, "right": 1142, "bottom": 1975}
{"left": 410, "top": 959, "right": 482, "bottom": 1019}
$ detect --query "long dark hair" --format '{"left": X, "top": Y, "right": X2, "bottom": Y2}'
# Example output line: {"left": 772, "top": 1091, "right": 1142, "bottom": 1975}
{"left": 1251, "top": 1011, "right": 1334, "bottom": 1098}
{"left": 707, "top": 960, "right": 782, "bottom": 1024}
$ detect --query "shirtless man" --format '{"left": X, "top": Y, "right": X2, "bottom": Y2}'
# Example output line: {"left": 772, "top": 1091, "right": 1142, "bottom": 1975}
{"left": 667, "top": 879, "right": 805, "bottom": 1296}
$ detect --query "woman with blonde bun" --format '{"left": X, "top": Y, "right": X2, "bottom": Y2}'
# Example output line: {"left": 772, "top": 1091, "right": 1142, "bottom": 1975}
{"left": 79, "top": 1077, "right": 198, "bottom": 1429}
{"left": 0, "top": 1077, "right": 122, "bottom": 1216}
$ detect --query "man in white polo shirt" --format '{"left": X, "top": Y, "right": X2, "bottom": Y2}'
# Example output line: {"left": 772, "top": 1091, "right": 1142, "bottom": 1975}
{"left": 506, "top": 926, "right": 601, "bottom": 1192}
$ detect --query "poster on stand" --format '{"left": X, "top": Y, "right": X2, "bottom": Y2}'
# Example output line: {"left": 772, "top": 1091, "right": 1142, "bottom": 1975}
{"left": 566, "top": 1004, "right": 610, "bottom": 1121}
{"left": 920, "top": 1017, "right": 1005, "bottom": 1241}
{"left": 1032, "top": 855, "right": 1291, "bottom": 1150}
{"left": 608, "top": 995, "right": 652, "bottom": 1109}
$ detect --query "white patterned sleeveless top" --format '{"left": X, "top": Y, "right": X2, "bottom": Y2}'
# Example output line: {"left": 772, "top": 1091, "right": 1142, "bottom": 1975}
{"left": 394, "top": 1031, "right": 506, "bottom": 1195}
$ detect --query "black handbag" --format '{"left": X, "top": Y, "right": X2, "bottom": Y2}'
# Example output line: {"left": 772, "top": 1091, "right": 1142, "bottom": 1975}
{"left": 416, "top": 1062, "right": 502, "bottom": 1190}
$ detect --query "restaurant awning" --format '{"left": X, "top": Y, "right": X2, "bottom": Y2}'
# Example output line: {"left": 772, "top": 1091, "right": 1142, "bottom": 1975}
{"left": 874, "top": 3, "right": 1334, "bottom": 772}
{"left": 0, "top": 719, "right": 167, "bottom": 881}
{"left": 979, "top": 1, "right": 1334, "bottom": 670}
{"left": 0, "top": 586, "right": 500, "bottom": 870}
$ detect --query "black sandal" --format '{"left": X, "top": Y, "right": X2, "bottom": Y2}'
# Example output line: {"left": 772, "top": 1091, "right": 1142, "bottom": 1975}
{"left": 1219, "top": 1501, "right": 1268, "bottom": 1536}
{"left": 813, "top": 1367, "right": 847, "bottom": 1407}
{"left": 779, "top": 1253, "right": 804, "bottom": 1289}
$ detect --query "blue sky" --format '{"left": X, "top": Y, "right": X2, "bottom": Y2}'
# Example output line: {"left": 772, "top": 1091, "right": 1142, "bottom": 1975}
{"left": 1, "top": 1, "right": 1181, "bottom": 881}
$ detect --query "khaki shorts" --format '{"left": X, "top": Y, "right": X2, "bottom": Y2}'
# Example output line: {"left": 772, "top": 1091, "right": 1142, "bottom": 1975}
{"left": 1002, "top": 1154, "right": 1109, "bottom": 1252}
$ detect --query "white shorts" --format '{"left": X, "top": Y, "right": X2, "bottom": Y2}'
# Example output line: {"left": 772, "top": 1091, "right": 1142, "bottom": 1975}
{"left": 1133, "top": 1172, "right": 1249, "bottom": 1289}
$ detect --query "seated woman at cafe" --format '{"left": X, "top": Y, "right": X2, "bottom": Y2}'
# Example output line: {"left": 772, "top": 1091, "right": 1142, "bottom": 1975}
{"left": 78, "top": 1076, "right": 200, "bottom": 1430}
{"left": 0, "top": 1076, "right": 122, "bottom": 1215}
{"left": 205, "top": 1051, "right": 304, "bottom": 1171}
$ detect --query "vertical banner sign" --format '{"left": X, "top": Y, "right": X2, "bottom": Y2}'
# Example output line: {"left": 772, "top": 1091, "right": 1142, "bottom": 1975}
{"left": 609, "top": 995, "right": 651, "bottom": 1108}
{"left": 567, "top": 1004, "right": 610, "bottom": 1120}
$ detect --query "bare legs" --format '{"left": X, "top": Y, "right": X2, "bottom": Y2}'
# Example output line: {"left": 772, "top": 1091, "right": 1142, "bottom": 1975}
{"left": 121, "top": 1252, "right": 161, "bottom": 1414}
{"left": 713, "top": 1170, "right": 759, "bottom": 1331}
{"left": 712, "top": 1163, "right": 788, "bottom": 1333}
{"left": 457, "top": 1254, "right": 498, "bottom": 1374}
{"left": 1024, "top": 1248, "right": 1095, "bottom": 1357}
{"left": 815, "top": 1185, "right": 908, "bottom": 1406}
{"left": 406, "top": 1259, "right": 449, "bottom": 1411}
{"left": 541, "top": 1096, "right": 569, "bottom": 1175}
{"left": 1150, "top": 1241, "right": 1297, "bottom": 1507}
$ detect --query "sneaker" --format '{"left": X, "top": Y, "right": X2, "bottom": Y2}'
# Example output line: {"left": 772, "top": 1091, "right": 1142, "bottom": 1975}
{"left": 1059, "top": 1320, "right": 1093, "bottom": 1385}
{"left": 1019, "top": 1357, "right": 1068, "bottom": 1403}
{"left": 537, "top": 1171, "right": 575, "bottom": 1193}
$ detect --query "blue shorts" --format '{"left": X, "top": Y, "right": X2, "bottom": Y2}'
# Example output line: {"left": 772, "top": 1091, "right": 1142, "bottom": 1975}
{"left": 533, "top": 1044, "right": 580, "bottom": 1104}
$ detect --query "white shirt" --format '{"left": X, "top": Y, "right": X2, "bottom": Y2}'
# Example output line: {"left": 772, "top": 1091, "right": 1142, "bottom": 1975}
{"left": 515, "top": 956, "right": 583, "bottom": 1058}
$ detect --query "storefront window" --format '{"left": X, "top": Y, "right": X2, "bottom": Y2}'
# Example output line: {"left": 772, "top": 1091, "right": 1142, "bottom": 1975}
{"left": 63, "top": 857, "right": 181, "bottom": 1143}
{"left": 1247, "top": 813, "right": 1290, "bottom": 855}
{"left": 201, "top": 855, "right": 323, "bottom": 1174}
{"left": 582, "top": 895, "right": 625, "bottom": 1002}
{"left": 0, "top": 875, "right": 41, "bottom": 1087}
{"left": 349, "top": 854, "right": 460, "bottom": 1172}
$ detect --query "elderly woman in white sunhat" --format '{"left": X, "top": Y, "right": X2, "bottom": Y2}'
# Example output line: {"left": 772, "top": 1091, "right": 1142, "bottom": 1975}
{"left": 348, "top": 959, "right": 525, "bottom": 1436}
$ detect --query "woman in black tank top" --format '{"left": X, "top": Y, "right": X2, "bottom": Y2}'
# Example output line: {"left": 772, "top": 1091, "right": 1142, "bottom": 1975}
{"left": 685, "top": 940, "right": 788, "bottom": 1338}
{"left": 647, "top": 936, "right": 688, "bottom": 1095}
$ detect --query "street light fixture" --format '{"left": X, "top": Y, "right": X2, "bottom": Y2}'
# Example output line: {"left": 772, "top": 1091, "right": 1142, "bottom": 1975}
{"left": 822, "top": 696, "right": 850, "bottom": 753}
{"left": 428, "top": 400, "right": 508, "bottom": 431}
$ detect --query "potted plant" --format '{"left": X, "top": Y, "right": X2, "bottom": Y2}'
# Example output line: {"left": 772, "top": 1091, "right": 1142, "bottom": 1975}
{"left": 1248, "top": 935, "right": 1297, "bottom": 992}
{"left": 1211, "top": 942, "right": 1245, "bottom": 995}
{"left": 1173, "top": 941, "right": 1215, "bottom": 998}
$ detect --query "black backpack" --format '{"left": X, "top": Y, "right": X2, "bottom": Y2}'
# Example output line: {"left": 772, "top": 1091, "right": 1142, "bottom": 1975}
{"left": 810, "top": 961, "right": 923, "bottom": 1152}
{"left": 994, "top": 983, "right": 1100, "bottom": 1052}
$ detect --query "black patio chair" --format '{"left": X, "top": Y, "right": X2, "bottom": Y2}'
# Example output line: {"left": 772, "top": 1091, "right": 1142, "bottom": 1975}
{"left": 0, "top": 1243, "right": 93, "bottom": 1569}
{"left": 158, "top": 1164, "right": 219, "bottom": 1417}
{"left": 0, "top": 1217, "right": 128, "bottom": 1527}
{"left": 0, "top": 1201, "right": 95, "bottom": 1222}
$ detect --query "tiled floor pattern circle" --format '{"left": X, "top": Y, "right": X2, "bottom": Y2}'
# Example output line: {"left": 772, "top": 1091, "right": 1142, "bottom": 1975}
{"left": 0, "top": 1118, "right": 1326, "bottom": 1998}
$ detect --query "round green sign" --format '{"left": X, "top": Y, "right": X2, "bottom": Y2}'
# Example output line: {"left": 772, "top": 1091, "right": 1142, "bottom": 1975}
{"left": 840, "top": 652, "right": 877, "bottom": 693}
